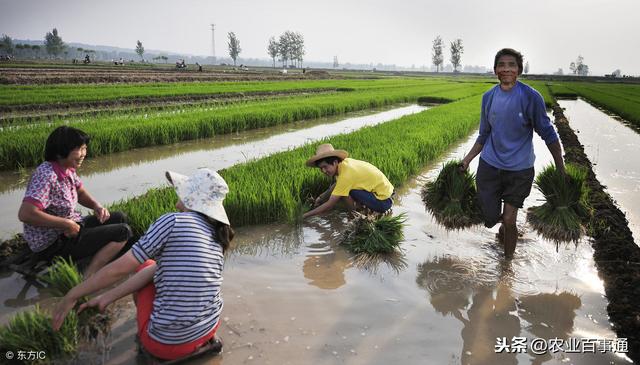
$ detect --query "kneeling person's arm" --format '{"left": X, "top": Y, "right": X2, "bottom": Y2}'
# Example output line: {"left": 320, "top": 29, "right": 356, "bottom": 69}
{"left": 303, "top": 195, "right": 341, "bottom": 219}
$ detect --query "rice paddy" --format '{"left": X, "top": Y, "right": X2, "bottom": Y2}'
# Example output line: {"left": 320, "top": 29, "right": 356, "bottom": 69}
{"left": 547, "top": 81, "right": 640, "bottom": 127}
{"left": 2, "top": 66, "right": 640, "bottom": 363}
{"left": 0, "top": 81, "right": 489, "bottom": 170}
{"left": 110, "top": 94, "right": 483, "bottom": 236}
{"left": 0, "top": 78, "right": 444, "bottom": 107}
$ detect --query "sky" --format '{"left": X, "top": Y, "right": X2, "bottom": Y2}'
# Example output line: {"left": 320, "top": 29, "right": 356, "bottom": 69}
{"left": 1, "top": 0, "right": 639, "bottom": 75}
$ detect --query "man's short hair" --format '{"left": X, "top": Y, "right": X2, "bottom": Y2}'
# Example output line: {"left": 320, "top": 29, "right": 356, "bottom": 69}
{"left": 315, "top": 156, "right": 342, "bottom": 167}
{"left": 494, "top": 48, "right": 524, "bottom": 75}
{"left": 44, "top": 126, "right": 90, "bottom": 161}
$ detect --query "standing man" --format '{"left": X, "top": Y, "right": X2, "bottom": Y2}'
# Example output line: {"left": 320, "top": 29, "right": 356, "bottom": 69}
{"left": 461, "top": 48, "right": 565, "bottom": 258}
{"left": 303, "top": 144, "right": 394, "bottom": 219}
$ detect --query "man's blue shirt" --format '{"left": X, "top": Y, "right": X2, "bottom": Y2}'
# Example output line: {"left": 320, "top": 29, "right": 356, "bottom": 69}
{"left": 475, "top": 81, "right": 558, "bottom": 171}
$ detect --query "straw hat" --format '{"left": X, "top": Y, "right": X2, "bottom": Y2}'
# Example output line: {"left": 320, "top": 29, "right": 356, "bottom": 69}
{"left": 305, "top": 144, "right": 349, "bottom": 167}
{"left": 165, "top": 168, "right": 230, "bottom": 225}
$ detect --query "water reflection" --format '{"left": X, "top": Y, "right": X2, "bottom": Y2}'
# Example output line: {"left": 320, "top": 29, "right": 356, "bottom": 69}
{"left": 559, "top": 98, "right": 640, "bottom": 243}
{"left": 417, "top": 256, "right": 582, "bottom": 365}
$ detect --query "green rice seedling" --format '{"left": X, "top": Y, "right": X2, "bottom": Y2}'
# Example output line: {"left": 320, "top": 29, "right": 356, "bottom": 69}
{"left": 36, "top": 257, "right": 112, "bottom": 339}
{"left": 551, "top": 81, "right": 640, "bottom": 127}
{"left": 107, "top": 95, "right": 484, "bottom": 235}
{"left": 527, "top": 164, "right": 592, "bottom": 243}
{"left": 0, "top": 305, "right": 79, "bottom": 363}
{"left": 421, "top": 160, "right": 483, "bottom": 230}
{"left": 0, "top": 81, "right": 489, "bottom": 170}
{"left": 340, "top": 212, "right": 407, "bottom": 255}
{"left": 39, "top": 257, "right": 83, "bottom": 298}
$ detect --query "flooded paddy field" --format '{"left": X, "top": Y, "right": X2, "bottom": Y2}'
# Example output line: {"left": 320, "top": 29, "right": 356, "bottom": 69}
{"left": 558, "top": 98, "right": 640, "bottom": 242}
{"left": 74, "top": 129, "right": 631, "bottom": 364}
{"left": 1, "top": 74, "right": 638, "bottom": 364}
{"left": 0, "top": 104, "right": 426, "bottom": 240}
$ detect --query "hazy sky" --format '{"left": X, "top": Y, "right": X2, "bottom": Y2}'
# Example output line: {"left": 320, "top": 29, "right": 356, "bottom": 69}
{"left": 1, "top": 0, "right": 639, "bottom": 75}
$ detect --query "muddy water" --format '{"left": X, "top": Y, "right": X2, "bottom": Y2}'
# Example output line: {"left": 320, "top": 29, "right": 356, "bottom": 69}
{"left": 559, "top": 99, "right": 640, "bottom": 244}
{"left": 0, "top": 105, "right": 426, "bottom": 240}
{"left": 92, "top": 122, "right": 629, "bottom": 364}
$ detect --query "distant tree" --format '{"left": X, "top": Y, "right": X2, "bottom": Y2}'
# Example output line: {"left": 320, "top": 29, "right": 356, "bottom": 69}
{"left": 136, "top": 40, "right": 145, "bottom": 61}
{"left": 554, "top": 68, "right": 564, "bottom": 75}
{"left": 44, "top": 28, "right": 65, "bottom": 58}
{"left": 449, "top": 38, "right": 463, "bottom": 72}
{"left": 333, "top": 56, "right": 339, "bottom": 69}
{"left": 524, "top": 61, "right": 530, "bottom": 74}
{"left": 31, "top": 44, "right": 42, "bottom": 58}
{"left": 278, "top": 31, "right": 294, "bottom": 67}
{"left": 431, "top": 36, "right": 444, "bottom": 72}
{"left": 0, "top": 34, "right": 14, "bottom": 55}
{"left": 569, "top": 55, "right": 589, "bottom": 76}
{"left": 267, "top": 36, "right": 279, "bottom": 68}
{"left": 227, "top": 32, "right": 241, "bottom": 66}
{"left": 290, "top": 31, "right": 305, "bottom": 67}
{"left": 612, "top": 69, "right": 621, "bottom": 77}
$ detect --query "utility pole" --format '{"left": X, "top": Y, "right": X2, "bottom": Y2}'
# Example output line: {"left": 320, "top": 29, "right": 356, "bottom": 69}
{"left": 210, "top": 23, "right": 216, "bottom": 62}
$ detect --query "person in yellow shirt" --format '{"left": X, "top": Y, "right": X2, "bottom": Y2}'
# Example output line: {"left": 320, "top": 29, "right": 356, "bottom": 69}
{"left": 302, "top": 144, "right": 394, "bottom": 219}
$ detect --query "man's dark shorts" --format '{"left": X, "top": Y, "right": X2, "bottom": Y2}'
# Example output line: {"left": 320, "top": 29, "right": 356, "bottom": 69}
{"left": 38, "top": 211, "right": 132, "bottom": 263}
{"left": 349, "top": 190, "right": 393, "bottom": 213}
{"left": 476, "top": 158, "right": 534, "bottom": 228}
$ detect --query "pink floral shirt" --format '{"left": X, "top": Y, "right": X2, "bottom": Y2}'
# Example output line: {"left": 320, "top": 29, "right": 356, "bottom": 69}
{"left": 22, "top": 161, "right": 83, "bottom": 252}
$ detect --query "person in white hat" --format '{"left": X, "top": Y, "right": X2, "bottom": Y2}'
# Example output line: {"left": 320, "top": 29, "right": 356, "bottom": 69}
{"left": 52, "top": 168, "right": 233, "bottom": 360}
{"left": 303, "top": 143, "right": 394, "bottom": 219}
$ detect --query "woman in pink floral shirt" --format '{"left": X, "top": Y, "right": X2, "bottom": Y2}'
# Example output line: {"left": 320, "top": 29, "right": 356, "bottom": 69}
{"left": 18, "top": 126, "right": 132, "bottom": 276}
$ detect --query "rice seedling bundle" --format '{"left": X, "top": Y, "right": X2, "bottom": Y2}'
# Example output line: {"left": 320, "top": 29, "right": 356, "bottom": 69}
{"left": 108, "top": 95, "right": 483, "bottom": 236}
{"left": 421, "top": 160, "right": 482, "bottom": 230}
{"left": 526, "top": 164, "right": 592, "bottom": 243}
{"left": 37, "top": 257, "right": 113, "bottom": 339}
{"left": 0, "top": 306, "right": 79, "bottom": 363}
{"left": 39, "top": 257, "right": 83, "bottom": 297}
{"left": 0, "top": 81, "right": 488, "bottom": 170}
{"left": 340, "top": 212, "right": 407, "bottom": 254}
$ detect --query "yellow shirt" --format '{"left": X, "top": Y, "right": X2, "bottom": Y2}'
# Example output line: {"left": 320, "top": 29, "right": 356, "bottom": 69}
{"left": 331, "top": 158, "right": 394, "bottom": 200}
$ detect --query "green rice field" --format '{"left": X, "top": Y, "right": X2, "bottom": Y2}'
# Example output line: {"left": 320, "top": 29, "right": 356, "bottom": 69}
{"left": 0, "top": 81, "right": 490, "bottom": 169}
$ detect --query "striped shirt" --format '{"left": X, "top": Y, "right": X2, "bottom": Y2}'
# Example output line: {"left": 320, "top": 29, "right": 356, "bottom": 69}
{"left": 131, "top": 212, "right": 224, "bottom": 345}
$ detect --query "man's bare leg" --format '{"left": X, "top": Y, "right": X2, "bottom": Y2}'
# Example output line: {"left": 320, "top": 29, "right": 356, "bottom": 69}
{"left": 502, "top": 203, "right": 518, "bottom": 258}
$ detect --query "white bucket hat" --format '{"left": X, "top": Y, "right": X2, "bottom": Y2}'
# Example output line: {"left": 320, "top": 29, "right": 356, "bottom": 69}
{"left": 165, "top": 168, "right": 230, "bottom": 226}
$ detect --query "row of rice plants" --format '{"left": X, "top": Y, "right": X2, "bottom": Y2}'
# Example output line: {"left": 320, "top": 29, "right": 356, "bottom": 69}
{"left": 0, "top": 78, "right": 444, "bottom": 107}
{"left": 522, "top": 80, "right": 555, "bottom": 107}
{"left": 0, "top": 82, "right": 490, "bottom": 170}
{"left": 549, "top": 82, "right": 640, "bottom": 126}
{"left": 111, "top": 95, "right": 482, "bottom": 236}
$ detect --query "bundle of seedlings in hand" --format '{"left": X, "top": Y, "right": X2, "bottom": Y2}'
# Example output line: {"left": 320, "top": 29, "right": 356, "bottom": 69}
{"left": 341, "top": 212, "right": 407, "bottom": 255}
{"left": 39, "top": 257, "right": 112, "bottom": 339}
{"left": 527, "top": 164, "right": 592, "bottom": 243}
{"left": 0, "top": 305, "right": 79, "bottom": 363}
{"left": 421, "top": 160, "right": 482, "bottom": 230}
